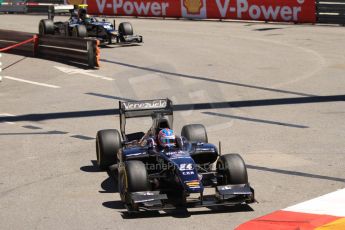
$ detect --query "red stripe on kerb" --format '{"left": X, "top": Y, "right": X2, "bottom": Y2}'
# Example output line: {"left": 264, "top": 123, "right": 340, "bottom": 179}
{"left": 235, "top": 210, "right": 340, "bottom": 230}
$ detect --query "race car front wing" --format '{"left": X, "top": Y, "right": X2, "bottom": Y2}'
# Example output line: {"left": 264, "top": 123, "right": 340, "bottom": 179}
{"left": 108, "top": 32, "right": 143, "bottom": 44}
{"left": 128, "top": 183, "right": 255, "bottom": 211}
{"left": 121, "top": 35, "right": 143, "bottom": 43}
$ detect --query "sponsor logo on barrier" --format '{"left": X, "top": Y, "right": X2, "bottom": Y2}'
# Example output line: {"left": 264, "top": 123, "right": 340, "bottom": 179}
{"left": 183, "top": 0, "right": 203, "bottom": 14}
{"left": 212, "top": 0, "right": 306, "bottom": 22}
{"left": 87, "top": 0, "right": 315, "bottom": 23}
{"left": 181, "top": 0, "right": 207, "bottom": 18}
{"left": 93, "top": 0, "right": 171, "bottom": 16}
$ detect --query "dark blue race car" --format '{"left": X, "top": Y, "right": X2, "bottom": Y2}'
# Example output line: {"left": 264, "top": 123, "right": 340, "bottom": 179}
{"left": 96, "top": 99, "right": 255, "bottom": 212}
{"left": 38, "top": 7, "right": 142, "bottom": 45}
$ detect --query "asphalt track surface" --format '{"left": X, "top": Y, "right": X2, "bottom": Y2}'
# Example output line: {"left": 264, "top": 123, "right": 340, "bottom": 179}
{"left": 1, "top": 15, "right": 345, "bottom": 230}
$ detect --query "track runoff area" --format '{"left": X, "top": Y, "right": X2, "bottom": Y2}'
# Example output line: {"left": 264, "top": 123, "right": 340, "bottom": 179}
{"left": 1, "top": 12, "right": 345, "bottom": 230}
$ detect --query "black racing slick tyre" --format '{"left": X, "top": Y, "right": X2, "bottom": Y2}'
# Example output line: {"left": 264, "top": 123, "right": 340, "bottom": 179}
{"left": 39, "top": 19, "right": 54, "bottom": 35}
{"left": 118, "top": 161, "right": 150, "bottom": 210}
{"left": 181, "top": 124, "right": 208, "bottom": 143}
{"left": 118, "top": 22, "right": 133, "bottom": 36}
{"left": 72, "top": 25, "right": 87, "bottom": 37}
{"left": 217, "top": 154, "right": 248, "bottom": 185}
{"left": 96, "top": 129, "right": 122, "bottom": 170}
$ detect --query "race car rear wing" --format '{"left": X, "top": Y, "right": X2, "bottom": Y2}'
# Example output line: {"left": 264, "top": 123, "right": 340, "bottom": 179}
{"left": 119, "top": 99, "right": 173, "bottom": 140}
{"left": 48, "top": 5, "right": 74, "bottom": 20}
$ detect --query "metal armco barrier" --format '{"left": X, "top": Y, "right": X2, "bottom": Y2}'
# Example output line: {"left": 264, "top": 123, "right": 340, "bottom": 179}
{"left": 0, "top": 0, "right": 27, "bottom": 13}
{"left": 317, "top": 0, "right": 345, "bottom": 24}
{"left": 0, "top": 29, "right": 100, "bottom": 68}
{"left": 0, "top": 30, "right": 36, "bottom": 55}
{"left": 0, "top": 0, "right": 65, "bottom": 13}
{"left": 26, "top": 0, "right": 65, "bottom": 13}
{"left": 28, "top": 0, "right": 64, "bottom": 3}
{"left": 0, "top": 36, "right": 37, "bottom": 52}
{"left": 37, "top": 35, "right": 100, "bottom": 68}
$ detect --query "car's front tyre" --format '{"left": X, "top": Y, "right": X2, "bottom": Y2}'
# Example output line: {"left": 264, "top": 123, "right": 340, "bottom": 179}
{"left": 216, "top": 153, "right": 248, "bottom": 185}
{"left": 118, "top": 160, "right": 150, "bottom": 211}
{"left": 96, "top": 129, "right": 122, "bottom": 170}
{"left": 118, "top": 22, "right": 133, "bottom": 36}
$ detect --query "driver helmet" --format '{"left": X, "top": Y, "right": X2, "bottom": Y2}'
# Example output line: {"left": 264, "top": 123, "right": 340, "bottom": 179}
{"left": 84, "top": 14, "right": 91, "bottom": 23}
{"left": 158, "top": 128, "right": 176, "bottom": 148}
{"left": 78, "top": 8, "right": 87, "bottom": 20}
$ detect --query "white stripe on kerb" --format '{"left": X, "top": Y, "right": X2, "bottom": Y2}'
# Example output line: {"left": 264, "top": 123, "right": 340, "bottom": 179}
{"left": 4, "top": 76, "right": 60, "bottom": 88}
{"left": 284, "top": 188, "right": 345, "bottom": 217}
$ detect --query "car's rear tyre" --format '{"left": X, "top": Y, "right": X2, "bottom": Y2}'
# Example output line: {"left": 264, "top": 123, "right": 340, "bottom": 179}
{"left": 64, "top": 24, "right": 70, "bottom": 36}
{"left": 96, "top": 129, "right": 122, "bottom": 170}
{"left": 216, "top": 154, "right": 248, "bottom": 185}
{"left": 119, "top": 160, "right": 150, "bottom": 211}
{"left": 72, "top": 25, "right": 87, "bottom": 37}
{"left": 118, "top": 22, "right": 133, "bottom": 36}
{"left": 39, "top": 19, "right": 54, "bottom": 35}
{"left": 108, "top": 34, "right": 112, "bottom": 45}
{"left": 181, "top": 124, "right": 208, "bottom": 143}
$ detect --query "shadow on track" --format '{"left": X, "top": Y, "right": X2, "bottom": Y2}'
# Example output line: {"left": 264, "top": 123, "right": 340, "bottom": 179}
{"left": 254, "top": 27, "right": 284, "bottom": 31}
{"left": 80, "top": 160, "right": 118, "bottom": 193}
{"left": 99, "top": 172, "right": 118, "bottom": 194}
{"left": 100, "top": 59, "right": 315, "bottom": 97}
{"left": 80, "top": 160, "right": 101, "bottom": 173}
{"left": 0, "top": 130, "right": 68, "bottom": 135}
{"left": 2, "top": 49, "right": 92, "bottom": 70}
{"left": 118, "top": 205, "right": 254, "bottom": 219}
{"left": 247, "top": 164, "right": 345, "bottom": 183}
{"left": 99, "top": 44, "right": 141, "bottom": 49}
{"left": 202, "top": 111, "right": 308, "bottom": 128}
{"left": 1, "top": 56, "right": 27, "bottom": 71}
{"left": 2, "top": 95, "right": 344, "bottom": 122}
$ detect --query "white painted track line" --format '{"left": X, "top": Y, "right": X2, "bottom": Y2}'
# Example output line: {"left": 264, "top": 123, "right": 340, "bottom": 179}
{"left": 3, "top": 76, "right": 60, "bottom": 88}
{"left": 54, "top": 66, "right": 114, "bottom": 81}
